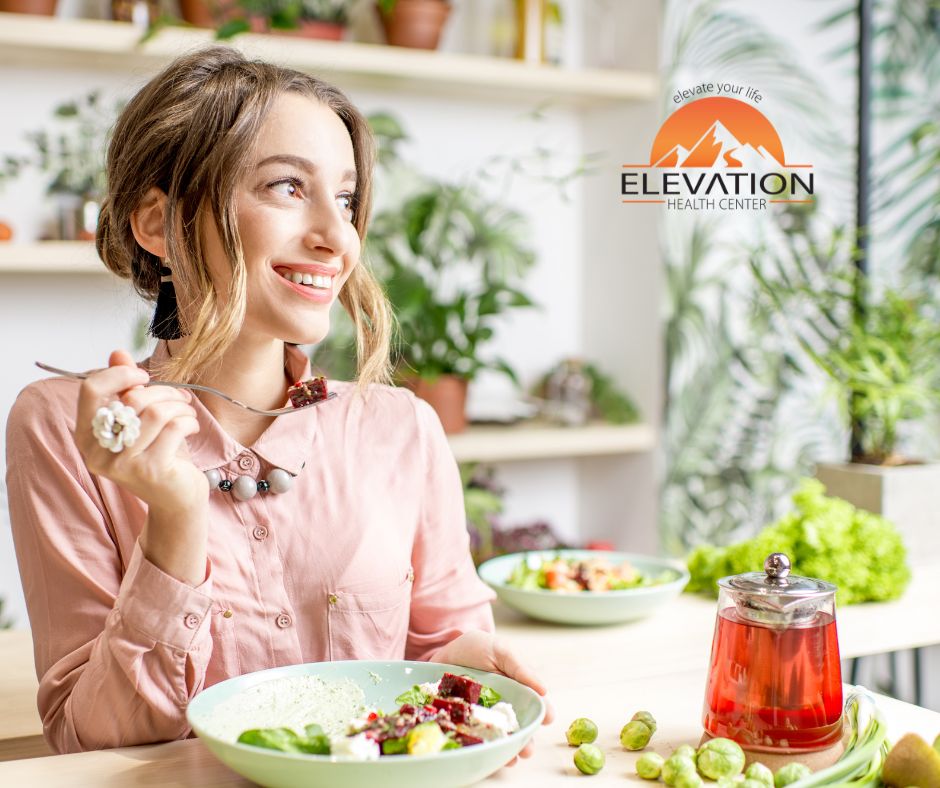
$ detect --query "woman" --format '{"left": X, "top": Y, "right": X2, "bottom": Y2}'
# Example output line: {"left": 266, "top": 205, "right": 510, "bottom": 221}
{"left": 6, "top": 46, "right": 550, "bottom": 755}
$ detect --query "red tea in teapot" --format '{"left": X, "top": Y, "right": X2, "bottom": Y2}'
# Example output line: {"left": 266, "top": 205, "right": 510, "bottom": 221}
{"left": 703, "top": 606, "right": 843, "bottom": 751}
{"left": 702, "top": 553, "right": 844, "bottom": 753}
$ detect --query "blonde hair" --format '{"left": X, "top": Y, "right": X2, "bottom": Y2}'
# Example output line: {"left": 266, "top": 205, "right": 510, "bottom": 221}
{"left": 96, "top": 46, "right": 392, "bottom": 387}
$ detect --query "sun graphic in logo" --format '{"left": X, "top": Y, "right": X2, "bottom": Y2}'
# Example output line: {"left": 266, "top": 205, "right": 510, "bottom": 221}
{"left": 648, "top": 96, "right": 798, "bottom": 169}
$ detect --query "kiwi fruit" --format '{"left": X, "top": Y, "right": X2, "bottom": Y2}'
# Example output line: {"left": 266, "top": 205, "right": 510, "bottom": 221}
{"left": 882, "top": 733, "right": 940, "bottom": 788}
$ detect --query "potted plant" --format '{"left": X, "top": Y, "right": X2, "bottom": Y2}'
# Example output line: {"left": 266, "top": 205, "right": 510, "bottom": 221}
{"left": 754, "top": 261, "right": 940, "bottom": 564}
{"left": 368, "top": 179, "right": 537, "bottom": 432}
{"left": 0, "top": 91, "right": 119, "bottom": 241}
{"left": 375, "top": 0, "right": 451, "bottom": 50}
{"left": 217, "top": 0, "right": 351, "bottom": 39}
{"left": 352, "top": 114, "right": 536, "bottom": 433}
{"left": 0, "top": 0, "right": 56, "bottom": 15}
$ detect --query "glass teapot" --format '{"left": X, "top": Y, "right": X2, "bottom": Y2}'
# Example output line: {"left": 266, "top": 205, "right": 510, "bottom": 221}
{"left": 702, "top": 553, "right": 844, "bottom": 752}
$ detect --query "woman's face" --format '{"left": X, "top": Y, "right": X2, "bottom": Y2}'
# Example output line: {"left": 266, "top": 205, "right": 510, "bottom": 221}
{"left": 204, "top": 92, "right": 361, "bottom": 346}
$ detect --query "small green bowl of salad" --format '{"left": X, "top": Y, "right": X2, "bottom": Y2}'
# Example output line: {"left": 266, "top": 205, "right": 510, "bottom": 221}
{"left": 187, "top": 660, "right": 545, "bottom": 788}
{"left": 477, "top": 549, "right": 690, "bottom": 625}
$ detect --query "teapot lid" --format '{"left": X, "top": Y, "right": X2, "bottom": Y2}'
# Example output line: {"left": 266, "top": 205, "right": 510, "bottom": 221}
{"left": 718, "top": 553, "right": 836, "bottom": 625}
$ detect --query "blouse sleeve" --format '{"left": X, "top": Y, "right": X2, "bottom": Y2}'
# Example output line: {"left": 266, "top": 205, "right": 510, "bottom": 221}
{"left": 5, "top": 381, "right": 215, "bottom": 754}
{"left": 404, "top": 396, "right": 496, "bottom": 662}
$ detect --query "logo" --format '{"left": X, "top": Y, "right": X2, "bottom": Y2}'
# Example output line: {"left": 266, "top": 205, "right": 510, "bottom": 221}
{"left": 622, "top": 95, "right": 814, "bottom": 211}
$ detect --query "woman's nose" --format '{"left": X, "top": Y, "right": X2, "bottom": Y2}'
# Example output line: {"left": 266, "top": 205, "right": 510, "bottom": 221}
{"left": 303, "top": 200, "right": 350, "bottom": 257}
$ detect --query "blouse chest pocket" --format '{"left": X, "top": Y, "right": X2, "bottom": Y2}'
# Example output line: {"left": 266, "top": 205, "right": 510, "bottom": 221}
{"left": 327, "top": 566, "right": 414, "bottom": 661}
{"left": 205, "top": 601, "right": 241, "bottom": 689}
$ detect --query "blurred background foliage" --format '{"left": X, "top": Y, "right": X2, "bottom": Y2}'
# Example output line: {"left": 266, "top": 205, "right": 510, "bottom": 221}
{"left": 660, "top": 0, "right": 940, "bottom": 554}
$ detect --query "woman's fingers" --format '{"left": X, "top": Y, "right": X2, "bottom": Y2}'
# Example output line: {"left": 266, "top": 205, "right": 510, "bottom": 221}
{"left": 541, "top": 696, "right": 556, "bottom": 725}
{"left": 124, "top": 400, "right": 198, "bottom": 455}
{"left": 77, "top": 364, "right": 149, "bottom": 422}
{"left": 493, "top": 638, "right": 548, "bottom": 698}
{"left": 121, "top": 383, "right": 190, "bottom": 414}
{"left": 146, "top": 414, "right": 201, "bottom": 466}
{"left": 109, "top": 349, "right": 137, "bottom": 368}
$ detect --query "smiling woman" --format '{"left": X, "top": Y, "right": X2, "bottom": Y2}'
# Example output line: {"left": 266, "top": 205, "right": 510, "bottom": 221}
{"left": 5, "top": 47, "right": 551, "bottom": 756}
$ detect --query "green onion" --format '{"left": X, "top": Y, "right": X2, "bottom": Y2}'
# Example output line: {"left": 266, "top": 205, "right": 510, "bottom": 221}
{"left": 790, "top": 686, "right": 889, "bottom": 787}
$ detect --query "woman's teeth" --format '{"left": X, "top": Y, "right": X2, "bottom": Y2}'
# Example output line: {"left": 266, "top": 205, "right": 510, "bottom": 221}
{"left": 279, "top": 269, "right": 332, "bottom": 289}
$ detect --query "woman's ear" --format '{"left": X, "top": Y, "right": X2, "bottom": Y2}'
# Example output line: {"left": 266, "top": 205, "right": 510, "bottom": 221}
{"left": 130, "top": 187, "right": 169, "bottom": 259}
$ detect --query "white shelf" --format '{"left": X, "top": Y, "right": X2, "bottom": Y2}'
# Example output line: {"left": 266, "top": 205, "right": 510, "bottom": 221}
{"left": 0, "top": 242, "right": 107, "bottom": 274}
{"left": 447, "top": 421, "right": 655, "bottom": 463}
{"left": 0, "top": 14, "right": 657, "bottom": 107}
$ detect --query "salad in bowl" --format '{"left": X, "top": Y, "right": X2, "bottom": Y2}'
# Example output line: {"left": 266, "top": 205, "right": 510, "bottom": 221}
{"left": 187, "top": 660, "right": 545, "bottom": 788}
{"left": 478, "top": 549, "right": 690, "bottom": 625}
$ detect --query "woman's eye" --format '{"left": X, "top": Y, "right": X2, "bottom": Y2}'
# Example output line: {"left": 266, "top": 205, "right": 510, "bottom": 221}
{"left": 269, "top": 177, "right": 304, "bottom": 197}
{"left": 337, "top": 192, "right": 356, "bottom": 219}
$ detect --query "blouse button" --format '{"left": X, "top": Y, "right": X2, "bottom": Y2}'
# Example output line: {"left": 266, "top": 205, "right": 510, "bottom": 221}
{"left": 252, "top": 525, "right": 268, "bottom": 541}
{"left": 183, "top": 613, "right": 200, "bottom": 629}
{"left": 275, "top": 613, "right": 293, "bottom": 629}
{"left": 328, "top": 593, "right": 338, "bottom": 606}
{"left": 238, "top": 454, "right": 254, "bottom": 470}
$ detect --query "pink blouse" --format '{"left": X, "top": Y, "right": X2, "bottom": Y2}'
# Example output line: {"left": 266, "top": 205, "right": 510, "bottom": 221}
{"left": 5, "top": 343, "right": 495, "bottom": 754}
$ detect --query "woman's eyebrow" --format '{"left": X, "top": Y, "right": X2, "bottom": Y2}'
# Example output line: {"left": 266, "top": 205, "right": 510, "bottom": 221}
{"left": 256, "top": 153, "right": 357, "bottom": 183}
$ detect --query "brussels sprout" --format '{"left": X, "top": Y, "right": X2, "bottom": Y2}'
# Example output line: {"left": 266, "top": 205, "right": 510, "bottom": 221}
{"left": 566, "top": 717, "right": 598, "bottom": 746}
{"left": 406, "top": 721, "right": 447, "bottom": 755}
{"left": 742, "top": 780, "right": 771, "bottom": 788}
{"left": 662, "top": 754, "right": 697, "bottom": 785}
{"left": 675, "top": 744, "right": 697, "bottom": 760}
{"left": 745, "top": 762, "right": 774, "bottom": 786}
{"left": 774, "top": 762, "right": 811, "bottom": 787}
{"left": 716, "top": 776, "right": 746, "bottom": 788}
{"left": 620, "top": 720, "right": 653, "bottom": 750}
{"left": 674, "top": 770, "right": 704, "bottom": 788}
{"left": 632, "top": 710, "right": 658, "bottom": 735}
{"left": 574, "top": 743, "right": 605, "bottom": 775}
{"left": 636, "top": 752, "right": 666, "bottom": 780}
{"left": 696, "top": 737, "right": 746, "bottom": 780}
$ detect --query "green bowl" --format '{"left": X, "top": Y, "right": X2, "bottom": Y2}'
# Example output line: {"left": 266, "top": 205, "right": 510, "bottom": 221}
{"left": 187, "top": 660, "right": 545, "bottom": 788}
{"left": 477, "top": 549, "right": 690, "bottom": 626}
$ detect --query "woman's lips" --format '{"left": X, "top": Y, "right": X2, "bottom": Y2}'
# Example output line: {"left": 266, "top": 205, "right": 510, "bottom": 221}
{"left": 276, "top": 271, "right": 333, "bottom": 303}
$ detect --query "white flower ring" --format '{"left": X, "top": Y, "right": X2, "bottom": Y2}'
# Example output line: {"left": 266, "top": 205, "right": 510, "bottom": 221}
{"left": 91, "top": 401, "right": 142, "bottom": 453}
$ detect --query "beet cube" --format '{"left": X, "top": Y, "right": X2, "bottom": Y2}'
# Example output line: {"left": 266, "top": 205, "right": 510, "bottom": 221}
{"left": 454, "top": 732, "right": 484, "bottom": 747}
{"left": 287, "top": 377, "right": 328, "bottom": 408}
{"left": 432, "top": 697, "right": 471, "bottom": 724}
{"left": 438, "top": 673, "right": 482, "bottom": 704}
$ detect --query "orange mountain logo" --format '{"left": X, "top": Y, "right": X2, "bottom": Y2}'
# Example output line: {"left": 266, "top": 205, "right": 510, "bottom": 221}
{"left": 622, "top": 95, "right": 814, "bottom": 211}
{"left": 650, "top": 97, "right": 790, "bottom": 168}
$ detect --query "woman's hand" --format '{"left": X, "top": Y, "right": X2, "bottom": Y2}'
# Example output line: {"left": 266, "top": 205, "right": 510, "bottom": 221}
{"left": 75, "top": 350, "right": 209, "bottom": 585}
{"left": 431, "top": 630, "right": 555, "bottom": 766}
{"left": 75, "top": 350, "right": 205, "bottom": 509}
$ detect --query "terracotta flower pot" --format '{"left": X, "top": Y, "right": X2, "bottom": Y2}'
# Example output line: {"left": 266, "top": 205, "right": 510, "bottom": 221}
{"left": 377, "top": 0, "right": 451, "bottom": 50}
{"left": 0, "top": 0, "right": 57, "bottom": 14}
{"left": 177, "top": 0, "right": 218, "bottom": 27}
{"left": 405, "top": 374, "right": 468, "bottom": 434}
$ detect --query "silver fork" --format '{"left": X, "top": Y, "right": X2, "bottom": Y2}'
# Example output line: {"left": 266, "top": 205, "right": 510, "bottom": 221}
{"left": 35, "top": 361, "right": 337, "bottom": 417}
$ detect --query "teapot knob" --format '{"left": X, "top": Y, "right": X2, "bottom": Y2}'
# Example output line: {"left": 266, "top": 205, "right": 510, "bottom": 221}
{"left": 764, "top": 552, "right": 791, "bottom": 581}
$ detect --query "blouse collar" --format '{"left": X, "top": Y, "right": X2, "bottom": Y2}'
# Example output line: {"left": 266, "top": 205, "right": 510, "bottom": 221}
{"left": 143, "top": 342, "right": 327, "bottom": 476}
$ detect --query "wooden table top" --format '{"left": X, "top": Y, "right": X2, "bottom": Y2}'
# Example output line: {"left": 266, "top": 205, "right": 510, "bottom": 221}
{"left": 1, "top": 668, "right": 938, "bottom": 787}
{"left": 2, "top": 561, "right": 938, "bottom": 773}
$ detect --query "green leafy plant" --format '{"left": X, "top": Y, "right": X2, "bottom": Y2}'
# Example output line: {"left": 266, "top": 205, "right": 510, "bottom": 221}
{"left": 312, "top": 110, "right": 594, "bottom": 390}
{"left": 364, "top": 115, "right": 538, "bottom": 385}
{"left": 532, "top": 361, "right": 640, "bottom": 425}
{"left": 685, "top": 478, "right": 910, "bottom": 604}
{"left": 216, "top": 0, "right": 351, "bottom": 38}
{"left": 0, "top": 91, "right": 120, "bottom": 198}
{"left": 752, "top": 259, "right": 940, "bottom": 464}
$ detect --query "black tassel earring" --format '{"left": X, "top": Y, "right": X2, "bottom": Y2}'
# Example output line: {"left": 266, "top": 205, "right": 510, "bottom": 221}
{"left": 149, "top": 263, "right": 184, "bottom": 340}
